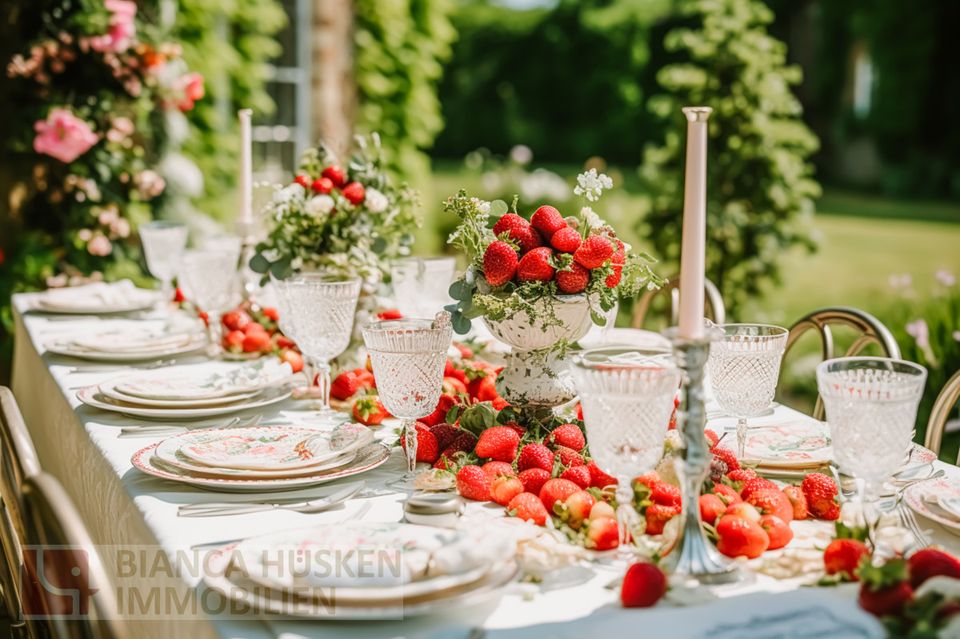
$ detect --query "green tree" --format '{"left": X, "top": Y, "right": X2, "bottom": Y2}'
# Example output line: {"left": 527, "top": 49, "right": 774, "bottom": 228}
{"left": 639, "top": 0, "right": 821, "bottom": 313}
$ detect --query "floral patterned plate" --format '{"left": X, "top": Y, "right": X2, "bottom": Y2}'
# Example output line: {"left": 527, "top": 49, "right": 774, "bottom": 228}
{"left": 99, "top": 378, "right": 261, "bottom": 408}
{"left": 77, "top": 384, "right": 291, "bottom": 420}
{"left": 904, "top": 476, "right": 960, "bottom": 535}
{"left": 740, "top": 420, "right": 833, "bottom": 470}
{"left": 115, "top": 360, "right": 290, "bottom": 401}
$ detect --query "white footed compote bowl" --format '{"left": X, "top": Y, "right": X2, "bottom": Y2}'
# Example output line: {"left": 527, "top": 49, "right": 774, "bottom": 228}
{"left": 483, "top": 294, "right": 594, "bottom": 409}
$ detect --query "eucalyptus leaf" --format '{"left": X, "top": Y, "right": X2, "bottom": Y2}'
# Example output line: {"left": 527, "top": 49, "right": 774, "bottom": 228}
{"left": 449, "top": 280, "right": 470, "bottom": 300}
{"left": 249, "top": 253, "right": 270, "bottom": 274}
{"left": 371, "top": 237, "right": 388, "bottom": 254}
{"left": 269, "top": 258, "right": 292, "bottom": 279}
{"left": 451, "top": 312, "right": 472, "bottom": 335}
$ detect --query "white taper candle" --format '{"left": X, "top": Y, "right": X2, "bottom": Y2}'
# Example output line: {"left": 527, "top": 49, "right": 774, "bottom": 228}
{"left": 238, "top": 108, "right": 254, "bottom": 227}
{"left": 677, "top": 106, "right": 712, "bottom": 340}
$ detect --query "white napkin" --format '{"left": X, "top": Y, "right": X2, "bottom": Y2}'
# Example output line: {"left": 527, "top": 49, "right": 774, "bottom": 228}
{"left": 38, "top": 280, "right": 156, "bottom": 309}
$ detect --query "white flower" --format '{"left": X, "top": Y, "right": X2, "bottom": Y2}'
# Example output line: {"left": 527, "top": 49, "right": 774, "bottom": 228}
{"left": 87, "top": 234, "right": 112, "bottom": 256}
{"left": 580, "top": 206, "right": 603, "bottom": 229}
{"left": 936, "top": 269, "right": 956, "bottom": 287}
{"left": 574, "top": 168, "right": 613, "bottom": 202}
{"left": 273, "top": 183, "right": 305, "bottom": 204}
{"left": 304, "top": 194, "right": 335, "bottom": 217}
{"left": 470, "top": 197, "right": 490, "bottom": 215}
{"left": 509, "top": 144, "right": 533, "bottom": 166}
{"left": 365, "top": 188, "right": 388, "bottom": 213}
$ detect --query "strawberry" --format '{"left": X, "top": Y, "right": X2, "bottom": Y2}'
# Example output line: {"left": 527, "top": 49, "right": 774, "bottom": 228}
{"left": 699, "top": 493, "right": 726, "bottom": 525}
{"left": 561, "top": 490, "right": 596, "bottom": 528}
{"left": 740, "top": 477, "right": 778, "bottom": 501}
{"left": 173, "top": 287, "right": 186, "bottom": 303}
{"left": 555, "top": 262, "right": 590, "bottom": 294}
{"left": 242, "top": 322, "right": 268, "bottom": 336}
{"left": 311, "top": 176, "right": 333, "bottom": 194}
{"left": 782, "top": 485, "right": 809, "bottom": 520}
{"left": 321, "top": 164, "right": 347, "bottom": 187}
{"left": 858, "top": 559, "right": 913, "bottom": 617}
{"left": 407, "top": 423, "right": 439, "bottom": 463}
{"left": 530, "top": 205, "right": 566, "bottom": 239}
{"left": 223, "top": 329, "right": 245, "bottom": 351}
{"left": 352, "top": 396, "right": 389, "bottom": 425}
{"left": 907, "top": 549, "right": 960, "bottom": 588}
{"left": 435, "top": 431, "right": 478, "bottom": 468}
{"left": 429, "top": 423, "right": 460, "bottom": 450}
{"left": 651, "top": 482, "right": 682, "bottom": 509}
{"left": 605, "top": 240, "right": 626, "bottom": 288}
{"left": 377, "top": 308, "right": 403, "bottom": 320}
{"left": 726, "top": 468, "right": 758, "bottom": 484}
{"left": 824, "top": 539, "right": 870, "bottom": 580}
{"left": 493, "top": 213, "right": 541, "bottom": 254}
{"left": 621, "top": 562, "right": 667, "bottom": 608}
{"left": 353, "top": 368, "right": 376, "bottom": 389}
{"left": 293, "top": 174, "right": 311, "bottom": 188}
{"left": 507, "top": 492, "right": 548, "bottom": 526}
{"left": 501, "top": 422, "right": 526, "bottom": 438}
{"left": 590, "top": 501, "right": 616, "bottom": 520}
{"left": 545, "top": 423, "right": 585, "bottom": 451}
{"left": 712, "top": 483, "right": 741, "bottom": 506}
{"left": 222, "top": 309, "right": 252, "bottom": 331}
{"left": 442, "top": 376, "right": 468, "bottom": 396}
{"left": 341, "top": 181, "right": 365, "bottom": 204}
{"left": 468, "top": 375, "right": 500, "bottom": 402}
{"left": 518, "top": 443, "right": 554, "bottom": 473}
{"left": 704, "top": 429, "right": 720, "bottom": 447}
{"left": 716, "top": 514, "right": 770, "bottom": 559}
{"left": 645, "top": 503, "right": 680, "bottom": 535}
{"left": 539, "top": 478, "right": 581, "bottom": 512}
{"left": 490, "top": 475, "right": 524, "bottom": 506}
{"left": 550, "top": 226, "right": 582, "bottom": 253}
{"left": 605, "top": 264, "right": 623, "bottom": 288}
{"left": 481, "top": 461, "right": 515, "bottom": 480}
{"left": 586, "top": 516, "right": 620, "bottom": 550}
{"left": 759, "top": 514, "right": 793, "bottom": 550}
{"left": 746, "top": 489, "right": 794, "bottom": 523}
{"left": 456, "top": 465, "right": 492, "bottom": 501}
{"left": 587, "top": 461, "right": 618, "bottom": 489}
{"left": 279, "top": 349, "right": 304, "bottom": 373}
{"left": 634, "top": 472, "right": 660, "bottom": 490}
{"left": 554, "top": 445, "right": 584, "bottom": 468}
{"left": 518, "top": 468, "right": 551, "bottom": 496}
{"left": 710, "top": 445, "right": 740, "bottom": 472}
{"left": 475, "top": 426, "right": 520, "bottom": 462}
{"left": 516, "top": 246, "right": 555, "bottom": 282}
{"left": 330, "top": 371, "right": 361, "bottom": 401}
{"left": 724, "top": 502, "right": 762, "bottom": 523}
{"left": 573, "top": 235, "right": 614, "bottom": 269}
{"left": 801, "top": 472, "right": 840, "bottom": 520}
{"left": 560, "top": 465, "right": 591, "bottom": 489}
{"left": 421, "top": 394, "right": 458, "bottom": 427}
{"left": 482, "top": 241, "right": 519, "bottom": 287}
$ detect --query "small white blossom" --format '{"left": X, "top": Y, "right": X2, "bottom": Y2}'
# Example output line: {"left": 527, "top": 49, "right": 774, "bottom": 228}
{"left": 470, "top": 197, "right": 490, "bottom": 215}
{"left": 273, "top": 183, "right": 305, "bottom": 204}
{"left": 888, "top": 273, "right": 912, "bottom": 290}
{"left": 304, "top": 194, "right": 335, "bottom": 217}
{"left": 365, "top": 188, "right": 388, "bottom": 213}
{"left": 574, "top": 169, "right": 613, "bottom": 202}
{"left": 580, "top": 206, "right": 603, "bottom": 229}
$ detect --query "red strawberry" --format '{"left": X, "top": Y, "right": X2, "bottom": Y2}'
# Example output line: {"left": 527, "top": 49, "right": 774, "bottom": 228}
{"left": 710, "top": 446, "right": 740, "bottom": 471}
{"left": 907, "top": 549, "right": 960, "bottom": 588}
{"left": 716, "top": 514, "right": 770, "bottom": 559}
{"left": 586, "top": 516, "right": 620, "bottom": 550}
{"left": 539, "top": 478, "right": 580, "bottom": 512}
{"left": 824, "top": 539, "right": 870, "bottom": 580}
{"left": 517, "top": 246, "right": 555, "bottom": 282}
{"left": 621, "top": 562, "right": 667, "bottom": 608}
{"left": 518, "top": 443, "right": 554, "bottom": 473}
{"left": 605, "top": 240, "right": 626, "bottom": 288}
{"left": 429, "top": 423, "right": 460, "bottom": 450}
{"left": 555, "top": 445, "right": 584, "bottom": 467}
{"left": 560, "top": 465, "right": 591, "bottom": 489}
{"left": 726, "top": 468, "right": 758, "bottom": 484}
{"left": 550, "top": 226, "right": 582, "bottom": 253}
{"left": 442, "top": 376, "right": 468, "bottom": 396}
{"left": 223, "top": 329, "right": 245, "bottom": 351}
{"left": 704, "top": 429, "right": 720, "bottom": 447}
{"left": 341, "top": 181, "right": 366, "bottom": 205}
{"left": 605, "top": 264, "right": 623, "bottom": 288}
{"left": 699, "top": 493, "right": 726, "bottom": 525}
{"left": 353, "top": 369, "right": 376, "bottom": 390}
{"left": 518, "top": 468, "right": 551, "bottom": 496}
{"left": 782, "top": 485, "right": 809, "bottom": 520}
{"left": 801, "top": 473, "right": 840, "bottom": 520}
{"left": 421, "top": 394, "right": 458, "bottom": 427}
{"left": 351, "top": 396, "right": 389, "bottom": 425}
{"left": 406, "top": 423, "right": 439, "bottom": 463}
{"left": 475, "top": 426, "right": 520, "bottom": 462}
{"left": 507, "top": 492, "right": 548, "bottom": 526}
{"left": 279, "top": 349, "right": 304, "bottom": 373}
{"left": 456, "top": 465, "right": 492, "bottom": 501}
{"left": 759, "top": 514, "right": 793, "bottom": 550}
{"left": 493, "top": 213, "right": 541, "bottom": 254}
{"left": 490, "top": 475, "right": 524, "bottom": 506}
{"left": 483, "top": 241, "right": 519, "bottom": 287}
{"left": 293, "top": 174, "right": 311, "bottom": 188}
{"left": 530, "top": 205, "right": 566, "bottom": 239}
{"left": 561, "top": 490, "right": 596, "bottom": 528}
{"left": 556, "top": 262, "right": 590, "bottom": 294}
{"left": 634, "top": 472, "right": 660, "bottom": 490}
{"left": 481, "top": 461, "right": 515, "bottom": 480}
{"left": 725, "top": 502, "right": 762, "bottom": 523}
{"left": 321, "top": 165, "right": 347, "bottom": 187}
{"left": 651, "top": 483, "right": 682, "bottom": 509}
{"left": 173, "top": 287, "right": 186, "bottom": 303}
{"left": 501, "top": 422, "right": 526, "bottom": 438}
{"left": 435, "top": 431, "right": 478, "bottom": 468}
{"left": 858, "top": 559, "right": 913, "bottom": 617}
{"left": 546, "top": 423, "right": 586, "bottom": 451}
{"left": 590, "top": 501, "right": 616, "bottom": 520}
{"left": 739, "top": 477, "right": 778, "bottom": 501}
{"left": 311, "top": 176, "right": 333, "bottom": 194}
{"left": 222, "top": 309, "right": 252, "bottom": 331}
{"left": 645, "top": 503, "right": 680, "bottom": 535}
{"left": 469, "top": 375, "right": 500, "bottom": 402}
{"left": 573, "top": 235, "right": 614, "bottom": 269}
{"left": 746, "top": 489, "right": 794, "bottom": 523}
{"left": 712, "top": 483, "right": 742, "bottom": 506}
{"left": 587, "top": 461, "right": 618, "bottom": 489}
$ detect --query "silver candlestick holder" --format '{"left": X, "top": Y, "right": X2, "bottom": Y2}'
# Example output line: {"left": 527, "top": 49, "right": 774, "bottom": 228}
{"left": 661, "top": 326, "right": 739, "bottom": 584}
{"left": 235, "top": 220, "right": 259, "bottom": 304}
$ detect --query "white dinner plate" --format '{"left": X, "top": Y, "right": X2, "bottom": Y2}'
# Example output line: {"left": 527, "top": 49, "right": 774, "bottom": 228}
{"left": 131, "top": 442, "right": 390, "bottom": 492}
{"left": 46, "top": 335, "right": 206, "bottom": 362}
{"left": 33, "top": 282, "right": 158, "bottom": 314}
{"left": 98, "top": 379, "right": 260, "bottom": 408}
{"left": 904, "top": 476, "right": 960, "bottom": 535}
{"left": 155, "top": 447, "right": 358, "bottom": 479}
{"left": 76, "top": 384, "right": 291, "bottom": 420}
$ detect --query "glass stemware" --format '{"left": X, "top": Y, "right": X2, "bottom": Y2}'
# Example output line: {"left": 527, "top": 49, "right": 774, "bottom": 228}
{"left": 708, "top": 323, "right": 788, "bottom": 458}
{"left": 272, "top": 274, "right": 361, "bottom": 421}
{"left": 571, "top": 347, "right": 682, "bottom": 556}
{"left": 817, "top": 357, "right": 927, "bottom": 522}
{"left": 390, "top": 257, "right": 457, "bottom": 318}
{"left": 362, "top": 313, "right": 453, "bottom": 490}
{"left": 178, "top": 248, "right": 241, "bottom": 355}
{"left": 139, "top": 221, "right": 188, "bottom": 309}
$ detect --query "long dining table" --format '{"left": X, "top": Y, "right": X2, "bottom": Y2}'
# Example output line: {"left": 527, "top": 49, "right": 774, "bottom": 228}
{"left": 10, "top": 294, "right": 960, "bottom": 638}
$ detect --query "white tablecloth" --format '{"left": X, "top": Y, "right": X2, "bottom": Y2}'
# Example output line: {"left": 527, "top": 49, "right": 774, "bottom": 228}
{"left": 10, "top": 294, "right": 960, "bottom": 638}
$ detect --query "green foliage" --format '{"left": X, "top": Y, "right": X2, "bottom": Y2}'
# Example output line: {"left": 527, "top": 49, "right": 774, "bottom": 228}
{"left": 639, "top": 0, "right": 821, "bottom": 313}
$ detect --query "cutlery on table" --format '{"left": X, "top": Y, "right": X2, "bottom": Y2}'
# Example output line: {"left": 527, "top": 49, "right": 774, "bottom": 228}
{"left": 896, "top": 505, "right": 931, "bottom": 550}
{"left": 178, "top": 482, "right": 364, "bottom": 517}
{"left": 63, "top": 358, "right": 180, "bottom": 375}
{"left": 117, "top": 414, "right": 262, "bottom": 439}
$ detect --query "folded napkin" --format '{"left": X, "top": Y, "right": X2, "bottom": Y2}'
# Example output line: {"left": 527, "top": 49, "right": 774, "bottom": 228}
{"left": 118, "top": 359, "right": 293, "bottom": 400}
{"left": 38, "top": 279, "right": 156, "bottom": 309}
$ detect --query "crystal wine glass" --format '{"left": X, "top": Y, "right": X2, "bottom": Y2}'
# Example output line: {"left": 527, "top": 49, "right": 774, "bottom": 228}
{"left": 390, "top": 257, "right": 457, "bottom": 318}
{"left": 139, "top": 221, "right": 188, "bottom": 311}
{"left": 817, "top": 357, "right": 927, "bottom": 521}
{"left": 571, "top": 347, "right": 682, "bottom": 555}
{"left": 708, "top": 323, "right": 788, "bottom": 459}
{"left": 362, "top": 313, "right": 453, "bottom": 490}
{"left": 272, "top": 273, "right": 361, "bottom": 421}
{"left": 178, "top": 248, "right": 241, "bottom": 355}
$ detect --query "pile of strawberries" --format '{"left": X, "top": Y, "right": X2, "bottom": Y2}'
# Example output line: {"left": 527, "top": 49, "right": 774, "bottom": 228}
{"left": 292, "top": 164, "right": 366, "bottom": 205}
{"left": 482, "top": 205, "right": 625, "bottom": 293}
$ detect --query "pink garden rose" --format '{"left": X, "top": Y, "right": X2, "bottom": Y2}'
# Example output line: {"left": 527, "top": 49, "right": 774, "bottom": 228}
{"left": 33, "top": 108, "right": 98, "bottom": 163}
{"left": 90, "top": 0, "right": 137, "bottom": 53}
{"left": 174, "top": 72, "right": 205, "bottom": 111}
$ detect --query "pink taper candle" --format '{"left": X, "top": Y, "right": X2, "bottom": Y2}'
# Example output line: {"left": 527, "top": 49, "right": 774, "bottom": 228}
{"left": 677, "top": 106, "right": 712, "bottom": 340}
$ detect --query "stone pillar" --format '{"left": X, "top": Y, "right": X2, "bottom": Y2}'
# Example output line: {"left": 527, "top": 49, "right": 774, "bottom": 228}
{"left": 311, "top": 0, "right": 355, "bottom": 155}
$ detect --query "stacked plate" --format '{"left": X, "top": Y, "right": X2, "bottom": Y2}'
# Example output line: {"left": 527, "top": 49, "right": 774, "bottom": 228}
{"left": 33, "top": 280, "right": 159, "bottom": 314}
{"left": 203, "top": 522, "right": 518, "bottom": 618}
{"left": 739, "top": 419, "right": 833, "bottom": 474}
{"left": 904, "top": 476, "right": 960, "bottom": 536}
{"left": 133, "top": 422, "right": 390, "bottom": 491}
{"left": 47, "top": 327, "right": 205, "bottom": 361}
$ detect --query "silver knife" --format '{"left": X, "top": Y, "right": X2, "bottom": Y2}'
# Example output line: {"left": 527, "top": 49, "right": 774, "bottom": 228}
{"left": 177, "top": 482, "right": 363, "bottom": 517}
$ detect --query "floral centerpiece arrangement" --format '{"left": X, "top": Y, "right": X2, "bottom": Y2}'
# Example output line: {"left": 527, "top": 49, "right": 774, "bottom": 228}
{"left": 444, "top": 169, "right": 661, "bottom": 407}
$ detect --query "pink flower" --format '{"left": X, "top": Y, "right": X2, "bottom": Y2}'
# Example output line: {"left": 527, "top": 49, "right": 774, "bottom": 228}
{"left": 33, "top": 108, "right": 98, "bottom": 163}
{"left": 89, "top": 0, "right": 137, "bottom": 53}
{"left": 906, "top": 319, "right": 930, "bottom": 350}
{"left": 936, "top": 270, "right": 956, "bottom": 287}
{"left": 87, "top": 234, "right": 113, "bottom": 256}
{"left": 173, "top": 72, "right": 205, "bottom": 111}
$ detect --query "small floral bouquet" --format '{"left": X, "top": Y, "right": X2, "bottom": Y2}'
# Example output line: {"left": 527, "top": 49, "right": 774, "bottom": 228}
{"left": 444, "top": 169, "right": 661, "bottom": 336}
{"left": 249, "top": 134, "right": 418, "bottom": 285}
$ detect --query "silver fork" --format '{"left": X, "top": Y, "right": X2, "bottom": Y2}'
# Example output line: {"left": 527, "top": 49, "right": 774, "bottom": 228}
{"left": 63, "top": 358, "right": 179, "bottom": 376}
{"left": 117, "top": 414, "right": 261, "bottom": 438}
{"left": 897, "top": 505, "right": 931, "bottom": 550}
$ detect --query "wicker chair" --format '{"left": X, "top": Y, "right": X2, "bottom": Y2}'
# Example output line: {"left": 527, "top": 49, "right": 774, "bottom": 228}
{"left": 631, "top": 275, "right": 726, "bottom": 330}
{"left": 784, "top": 307, "right": 901, "bottom": 420}
{"left": 923, "top": 370, "right": 960, "bottom": 461}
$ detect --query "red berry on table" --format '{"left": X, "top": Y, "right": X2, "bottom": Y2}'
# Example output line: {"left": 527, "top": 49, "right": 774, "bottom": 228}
{"left": 858, "top": 559, "right": 914, "bottom": 617}
{"left": 341, "top": 181, "right": 365, "bottom": 205}
{"left": 222, "top": 309, "right": 252, "bottom": 331}
{"left": 539, "top": 478, "right": 580, "bottom": 513}
{"left": 469, "top": 375, "right": 500, "bottom": 402}
{"left": 242, "top": 322, "right": 268, "bottom": 336}
{"left": 530, "top": 205, "right": 567, "bottom": 239}
{"left": 481, "top": 461, "right": 515, "bottom": 480}
{"left": 518, "top": 468, "right": 551, "bottom": 495}
{"left": 400, "top": 423, "right": 439, "bottom": 463}
{"left": 704, "top": 428, "right": 720, "bottom": 447}
{"left": 311, "top": 176, "right": 334, "bottom": 194}
{"left": 824, "top": 538, "right": 870, "bottom": 580}
{"left": 490, "top": 475, "right": 524, "bottom": 506}
{"left": 545, "top": 423, "right": 586, "bottom": 451}
{"left": 801, "top": 472, "right": 840, "bottom": 520}
{"left": 605, "top": 242, "right": 626, "bottom": 288}
{"left": 517, "top": 443, "right": 555, "bottom": 473}
{"left": 726, "top": 468, "right": 758, "bottom": 485}
{"left": 715, "top": 514, "right": 770, "bottom": 559}
{"left": 710, "top": 445, "right": 740, "bottom": 471}
{"left": 562, "top": 490, "right": 596, "bottom": 527}
{"left": 554, "top": 445, "right": 584, "bottom": 467}
{"left": 261, "top": 306, "right": 279, "bottom": 322}
{"left": 223, "top": 329, "right": 245, "bottom": 351}
{"left": 560, "top": 465, "right": 591, "bottom": 489}
{"left": 442, "top": 376, "right": 468, "bottom": 396}
{"left": 173, "top": 287, "right": 186, "bottom": 303}
{"left": 482, "top": 240, "right": 519, "bottom": 287}
{"left": 242, "top": 331, "right": 271, "bottom": 353}
{"left": 645, "top": 503, "right": 680, "bottom": 535}
{"left": 739, "top": 477, "right": 778, "bottom": 501}
{"left": 590, "top": 501, "right": 616, "bottom": 520}
{"left": 421, "top": 394, "right": 458, "bottom": 427}
{"left": 651, "top": 483, "right": 682, "bottom": 509}
{"left": 330, "top": 371, "right": 361, "bottom": 401}
{"left": 587, "top": 461, "right": 618, "bottom": 489}
{"left": 377, "top": 308, "right": 403, "bottom": 320}
{"left": 586, "top": 516, "right": 620, "bottom": 550}
{"left": 279, "top": 349, "right": 304, "bottom": 373}
{"left": 456, "top": 464, "right": 492, "bottom": 501}
{"left": 621, "top": 562, "right": 667, "bottom": 608}
{"left": 293, "top": 174, "right": 311, "bottom": 188}
{"left": 555, "top": 262, "right": 590, "bottom": 294}
{"left": 430, "top": 423, "right": 461, "bottom": 450}
{"left": 351, "top": 396, "right": 389, "bottom": 426}
{"left": 712, "top": 483, "right": 741, "bottom": 506}
{"left": 475, "top": 426, "right": 521, "bottom": 463}
{"left": 507, "top": 492, "right": 548, "bottom": 526}
{"left": 550, "top": 226, "right": 582, "bottom": 253}
{"left": 435, "top": 431, "right": 478, "bottom": 468}
{"left": 782, "top": 485, "right": 809, "bottom": 520}
{"left": 746, "top": 489, "right": 794, "bottom": 523}
{"left": 573, "top": 235, "right": 614, "bottom": 269}
{"left": 724, "top": 501, "right": 762, "bottom": 523}
{"left": 759, "top": 514, "right": 793, "bottom": 550}
{"left": 699, "top": 493, "right": 726, "bottom": 525}
{"left": 492, "top": 213, "right": 542, "bottom": 254}
{"left": 321, "top": 165, "right": 347, "bottom": 187}
{"left": 907, "top": 548, "right": 960, "bottom": 588}
{"left": 516, "top": 246, "right": 555, "bottom": 282}
{"left": 353, "top": 369, "right": 376, "bottom": 390}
